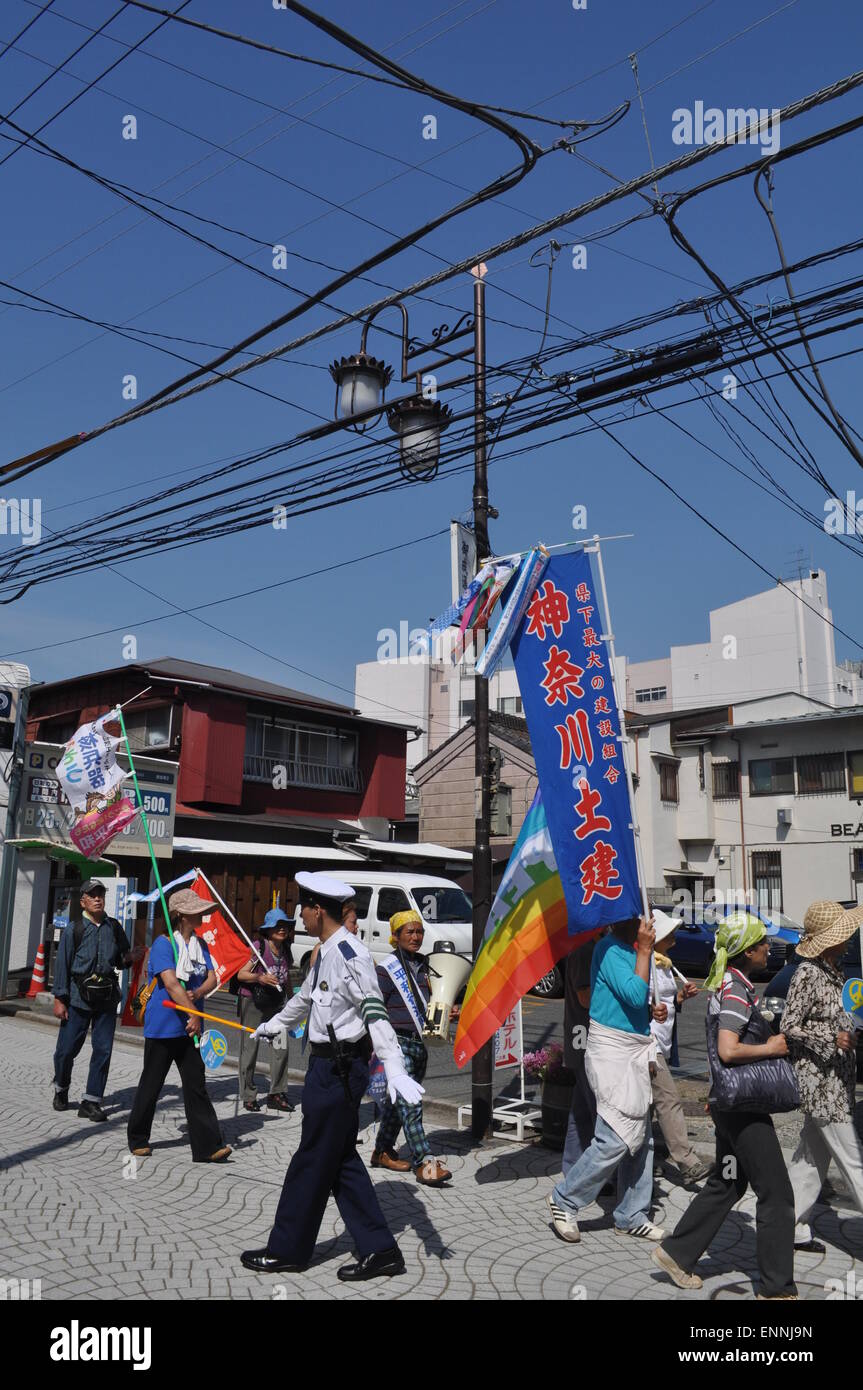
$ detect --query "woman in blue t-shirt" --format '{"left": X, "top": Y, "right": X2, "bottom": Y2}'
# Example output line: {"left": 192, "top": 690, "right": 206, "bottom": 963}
{"left": 127, "top": 889, "right": 231, "bottom": 1163}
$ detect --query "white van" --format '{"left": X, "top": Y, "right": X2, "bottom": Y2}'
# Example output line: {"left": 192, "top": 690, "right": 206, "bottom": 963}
{"left": 292, "top": 869, "right": 473, "bottom": 974}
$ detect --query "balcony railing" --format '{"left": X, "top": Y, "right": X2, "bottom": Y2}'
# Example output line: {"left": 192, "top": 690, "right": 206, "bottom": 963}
{"left": 243, "top": 753, "right": 363, "bottom": 792}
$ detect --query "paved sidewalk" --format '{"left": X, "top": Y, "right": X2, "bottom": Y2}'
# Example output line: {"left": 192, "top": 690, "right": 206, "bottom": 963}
{"left": 2, "top": 1015, "right": 863, "bottom": 1301}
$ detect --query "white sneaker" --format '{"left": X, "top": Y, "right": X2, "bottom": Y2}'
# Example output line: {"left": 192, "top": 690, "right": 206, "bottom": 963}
{"left": 546, "top": 1193, "right": 580, "bottom": 1243}
{"left": 615, "top": 1220, "right": 665, "bottom": 1241}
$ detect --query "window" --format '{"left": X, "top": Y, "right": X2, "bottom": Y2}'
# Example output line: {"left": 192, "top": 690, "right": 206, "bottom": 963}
{"left": 496, "top": 696, "right": 523, "bottom": 715}
{"left": 351, "top": 886, "right": 373, "bottom": 920}
{"left": 749, "top": 757, "right": 794, "bottom": 796}
{"left": 411, "top": 885, "right": 472, "bottom": 924}
{"left": 797, "top": 752, "right": 845, "bottom": 795}
{"left": 712, "top": 762, "right": 740, "bottom": 798}
{"left": 752, "top": 850, "right": 783, "bottom": 913}
{"left": 459, "top": 700, "right": 475, "bottom": 720}
{"left": 635, "top": 687, "right": 667, "bottom": 704}
{"left": 122, "top": 706, "right": 173, "bottom": 751}
{"left": 490, "top": 785, "right": 512, "bottom": 836}
{"left": 376, "top": 887, "right": 411, "bottom": 922}
{"left": 659, "top": 761, "right": 679, "bottom": 803}
{"left": 244, "top": 715, "right": 360, "bottom": 790}
{"left": 848, "top": 751, "right": 863, "bottom": 798}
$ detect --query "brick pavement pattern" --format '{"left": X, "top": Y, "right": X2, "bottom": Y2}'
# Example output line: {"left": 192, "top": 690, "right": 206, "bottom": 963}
{"left": 2, "top": 1016, "right": 863, "bottom": 1301}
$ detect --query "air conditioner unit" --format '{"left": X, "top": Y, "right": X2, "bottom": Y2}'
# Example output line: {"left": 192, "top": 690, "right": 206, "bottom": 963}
{"left": 777, "top": 808, "right": 793, "bottom": 826}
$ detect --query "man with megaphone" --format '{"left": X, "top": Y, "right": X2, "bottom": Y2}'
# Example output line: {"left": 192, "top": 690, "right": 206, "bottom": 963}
{"left": 371, "top": 910, "right": 457, "bottom": 1186}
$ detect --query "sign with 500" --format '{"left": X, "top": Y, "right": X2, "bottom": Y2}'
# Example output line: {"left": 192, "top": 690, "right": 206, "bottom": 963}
{"left": 17, "top": 743, "right": 178, "bottom": 858}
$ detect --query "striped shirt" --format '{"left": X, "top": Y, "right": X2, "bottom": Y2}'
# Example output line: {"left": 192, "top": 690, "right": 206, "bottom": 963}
{"left": 709, "top": 967, "right": 756, "bottom": 1036}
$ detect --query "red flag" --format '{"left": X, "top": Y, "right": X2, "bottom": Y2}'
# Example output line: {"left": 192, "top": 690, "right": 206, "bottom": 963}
{"left": 188, "top": 872, "right": 251, "bottom": 988}
{"left": 121, "top": 949, "right": 148, "bottom": 1027}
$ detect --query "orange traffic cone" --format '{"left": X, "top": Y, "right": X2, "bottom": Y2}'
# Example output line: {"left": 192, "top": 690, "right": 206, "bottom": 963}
{"left": 26, "top": 940, "right": 47, "bottom": 998}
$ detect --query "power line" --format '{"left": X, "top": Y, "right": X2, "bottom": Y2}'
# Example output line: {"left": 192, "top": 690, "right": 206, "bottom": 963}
{"left": 16, "top": 63, "right": 854, "bottom": 480}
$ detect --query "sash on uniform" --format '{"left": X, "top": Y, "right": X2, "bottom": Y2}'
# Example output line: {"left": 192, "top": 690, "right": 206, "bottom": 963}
{"left": 380, "top": 953, "right": 427, "bottom": 1038}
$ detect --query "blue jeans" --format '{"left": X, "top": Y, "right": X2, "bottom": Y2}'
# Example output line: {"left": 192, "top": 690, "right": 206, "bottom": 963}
{"left": 562, "top": 1061, "right": 597, "bottom": 1173}
{"left": 552, "top": 1115, "right": 654, "bottom": 1230}
{"left": 53, "top": 1005, "right": 117, "bottom": 1101}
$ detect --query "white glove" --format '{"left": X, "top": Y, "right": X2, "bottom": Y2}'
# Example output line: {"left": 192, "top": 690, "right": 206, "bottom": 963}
{"left": 388, "top": 1074, "right": 425, "bottom": 1105}
{"left": 252, "top": 1023, "right": 274, "bottom": 1042}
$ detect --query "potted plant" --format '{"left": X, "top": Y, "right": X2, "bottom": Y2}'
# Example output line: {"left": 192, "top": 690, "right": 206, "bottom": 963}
{"left": 523, "top": 1044, "right": 577, "bottom": 1150}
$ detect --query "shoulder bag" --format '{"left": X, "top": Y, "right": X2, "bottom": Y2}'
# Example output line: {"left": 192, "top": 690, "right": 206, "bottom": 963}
{"left": 251, "top": 942, "right": 286, "bottom": 1021}
{"left": 706, "top": 1002, "right": 799, "bottom": 1114}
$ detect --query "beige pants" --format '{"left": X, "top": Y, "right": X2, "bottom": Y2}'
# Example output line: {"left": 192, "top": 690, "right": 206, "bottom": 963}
{"left": 651, "top": 1052, "right": 699, "bottom": 1171}
{"left": 789, "top": 1113, "right": 863, "bottom": 1241}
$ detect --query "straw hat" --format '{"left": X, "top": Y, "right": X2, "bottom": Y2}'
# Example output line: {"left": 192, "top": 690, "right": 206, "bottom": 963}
{"left": 796, "top": 900, "right": 863, "bottom": 958}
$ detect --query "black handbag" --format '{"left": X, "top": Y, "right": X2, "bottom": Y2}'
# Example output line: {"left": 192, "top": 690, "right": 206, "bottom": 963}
{"left": 706, "top": 1004, "right": 800, "bottom": 1114}
{"left": 251, "top": 981, "right": 285, "bottom": 1019}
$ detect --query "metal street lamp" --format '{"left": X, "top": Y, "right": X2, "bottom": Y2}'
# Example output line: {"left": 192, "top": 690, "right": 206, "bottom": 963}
{"left": 329, "top": 351, "right": 393, "bottom": 424}
{"left": 329, "top": 276, "right": 495, "bottom": 1140}
{"left": 386, "top": 395, "right": 452, "bottom": 478}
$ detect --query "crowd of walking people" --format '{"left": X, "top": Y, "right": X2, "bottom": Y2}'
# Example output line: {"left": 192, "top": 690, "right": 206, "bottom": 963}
{"left": 47, "top": 873, "right": 863, "bottom": 1292}
{"left": 550, "top": 899, "right": 863, "bottom": 1300}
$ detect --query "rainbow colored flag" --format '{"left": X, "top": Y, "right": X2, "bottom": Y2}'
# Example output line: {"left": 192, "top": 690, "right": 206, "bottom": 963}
{"left": 453, "top": 790, "right": 599, "bottom": 1068}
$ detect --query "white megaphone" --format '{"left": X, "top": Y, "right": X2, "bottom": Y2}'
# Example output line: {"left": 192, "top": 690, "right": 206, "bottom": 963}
{"left": 423, "top": 950, "right": 472, "bottom": 1044}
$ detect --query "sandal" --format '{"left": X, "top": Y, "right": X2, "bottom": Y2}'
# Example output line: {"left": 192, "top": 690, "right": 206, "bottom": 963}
{"left": 266, "top": 1093, "right": 294, "bottom": 1113}
{"left": 243, "top": 1100, "right": 262, "bottom": 1112}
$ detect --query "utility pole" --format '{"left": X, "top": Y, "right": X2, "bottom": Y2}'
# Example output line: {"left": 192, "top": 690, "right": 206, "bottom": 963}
{"left": 471, "top": 264, "right": 494, "bottom": 1141}
{"left": 0, "top": 683, "right": 30, "bottom": 999}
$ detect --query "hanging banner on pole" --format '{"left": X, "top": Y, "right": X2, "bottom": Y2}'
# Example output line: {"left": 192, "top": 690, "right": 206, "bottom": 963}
{"left": 511, "top": 549, "right": 641, "bottom": 933}
{"left": 450, "top": 521, "right": 477, "bottom": 604}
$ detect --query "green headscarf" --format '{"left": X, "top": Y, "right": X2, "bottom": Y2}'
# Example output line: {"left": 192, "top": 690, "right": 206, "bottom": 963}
{"left": 704, "top": 912, "right": 767, "bottom": 992}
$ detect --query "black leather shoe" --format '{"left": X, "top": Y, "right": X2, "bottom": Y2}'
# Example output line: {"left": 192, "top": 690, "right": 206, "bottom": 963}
{"left": 240, "top": 1248, "right": 305, "bottom": 1274}
{"left": 52, "top": 1089, "right": 69, "bottom": 1112}
{"left": 337, "top": 1246, "right": 405, "bottom": 1282}
{"left": 78, "top": 1100, "right": 108, "bottom": 1122}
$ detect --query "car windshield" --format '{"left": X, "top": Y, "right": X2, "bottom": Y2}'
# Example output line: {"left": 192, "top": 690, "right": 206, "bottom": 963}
{"left": 411, "top": 886, "right": 472, "bottom": 924}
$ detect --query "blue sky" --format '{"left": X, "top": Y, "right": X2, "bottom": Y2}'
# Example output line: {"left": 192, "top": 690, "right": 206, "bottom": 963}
{"left": 2, "top": 0, "right": 863, "bottom": 713}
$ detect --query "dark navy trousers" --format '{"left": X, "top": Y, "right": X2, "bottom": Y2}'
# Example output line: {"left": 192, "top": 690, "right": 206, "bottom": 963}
{"left": 267, "top": 1053, "right": 395, "bottom": 1265}
{"left": 53, "top": 1004, "right": 117, "bottom": 1101}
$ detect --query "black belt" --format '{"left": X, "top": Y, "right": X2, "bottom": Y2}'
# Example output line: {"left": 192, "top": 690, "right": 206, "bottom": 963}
{"left": 309, "top": 1037, "right": 371, "bottom": 1060}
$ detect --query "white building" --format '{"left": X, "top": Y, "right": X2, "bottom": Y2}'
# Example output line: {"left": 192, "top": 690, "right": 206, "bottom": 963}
{"left": 620, "top": 569, "right": 861, "bottom": 716}
{"left": 354, "top": 631, "right": 522, "bottom": 812}
{"left": 630, "top": 692, "right": 863, "bottom": 922}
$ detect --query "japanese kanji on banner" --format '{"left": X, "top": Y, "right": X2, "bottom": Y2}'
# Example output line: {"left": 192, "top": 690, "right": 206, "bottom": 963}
{"left": 494, "top": 1007, "right": 521, "bottom": 1071}
{"left": 511, "top": 549, "right": 641, "bottom": 932}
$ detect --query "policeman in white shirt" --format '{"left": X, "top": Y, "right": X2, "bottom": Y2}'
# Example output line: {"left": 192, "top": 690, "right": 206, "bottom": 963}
{"left": 240, "top": 872, "right": 424, "bottom": 1281}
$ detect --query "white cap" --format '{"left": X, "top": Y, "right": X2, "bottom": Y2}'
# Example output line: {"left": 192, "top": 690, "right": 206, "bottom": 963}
{"left": 652, "top": 909, "right": 680, "bottom": 946}
{"left": 296, "top": 871, "right": 356, "bottom": 902}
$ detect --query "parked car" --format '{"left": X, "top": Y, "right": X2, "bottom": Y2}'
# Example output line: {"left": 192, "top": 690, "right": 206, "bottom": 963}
{"left": 762, "top": 902, "right": 863, "bottom": 1081}
{"left": 292, "top": 869, "right": 473, "bottom": 975}
{"left": 530, "top": 963, "right": 565, "bottom": 1000}
{"left": 666, "top": 910, "right": 790, "bottom": 979}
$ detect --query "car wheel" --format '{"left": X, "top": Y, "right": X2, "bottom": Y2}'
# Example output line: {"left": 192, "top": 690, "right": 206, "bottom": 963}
{"left": 531, "top": 966, "right": 564, "bottom": 999}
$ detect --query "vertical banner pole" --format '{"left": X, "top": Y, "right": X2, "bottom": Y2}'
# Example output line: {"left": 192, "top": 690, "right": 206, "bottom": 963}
{"left": 114, "top": 706, "right": 200, "bottom": 1046}
{"left": 115, "top": 707, "right": 177, "bottom": 963}
{"left": 517, "top": 999, "right": 526, "bottom": 1105}
{"left": 588, "top": 537, "right": 651, "bottom": 924}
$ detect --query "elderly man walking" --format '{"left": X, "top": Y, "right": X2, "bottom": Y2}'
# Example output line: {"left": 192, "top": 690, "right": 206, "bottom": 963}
{"left": 52, "top": 879, "right": 143, "bottom": 1121}
{"left": 545, "top": 914, "right": 661, "bottom": 1243}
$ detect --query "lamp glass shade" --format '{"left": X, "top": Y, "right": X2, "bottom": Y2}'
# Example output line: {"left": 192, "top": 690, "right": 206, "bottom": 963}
{"left": 398, "top": 411, "right": 441, "bottom": 475}
{"left": 337, "top": 366, "right": 385, "bottom": 419}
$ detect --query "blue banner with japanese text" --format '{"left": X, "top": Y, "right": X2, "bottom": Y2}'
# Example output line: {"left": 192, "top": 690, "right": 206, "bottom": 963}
{"left": 511, "top": 549, "right": 641, "bottom": 933}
